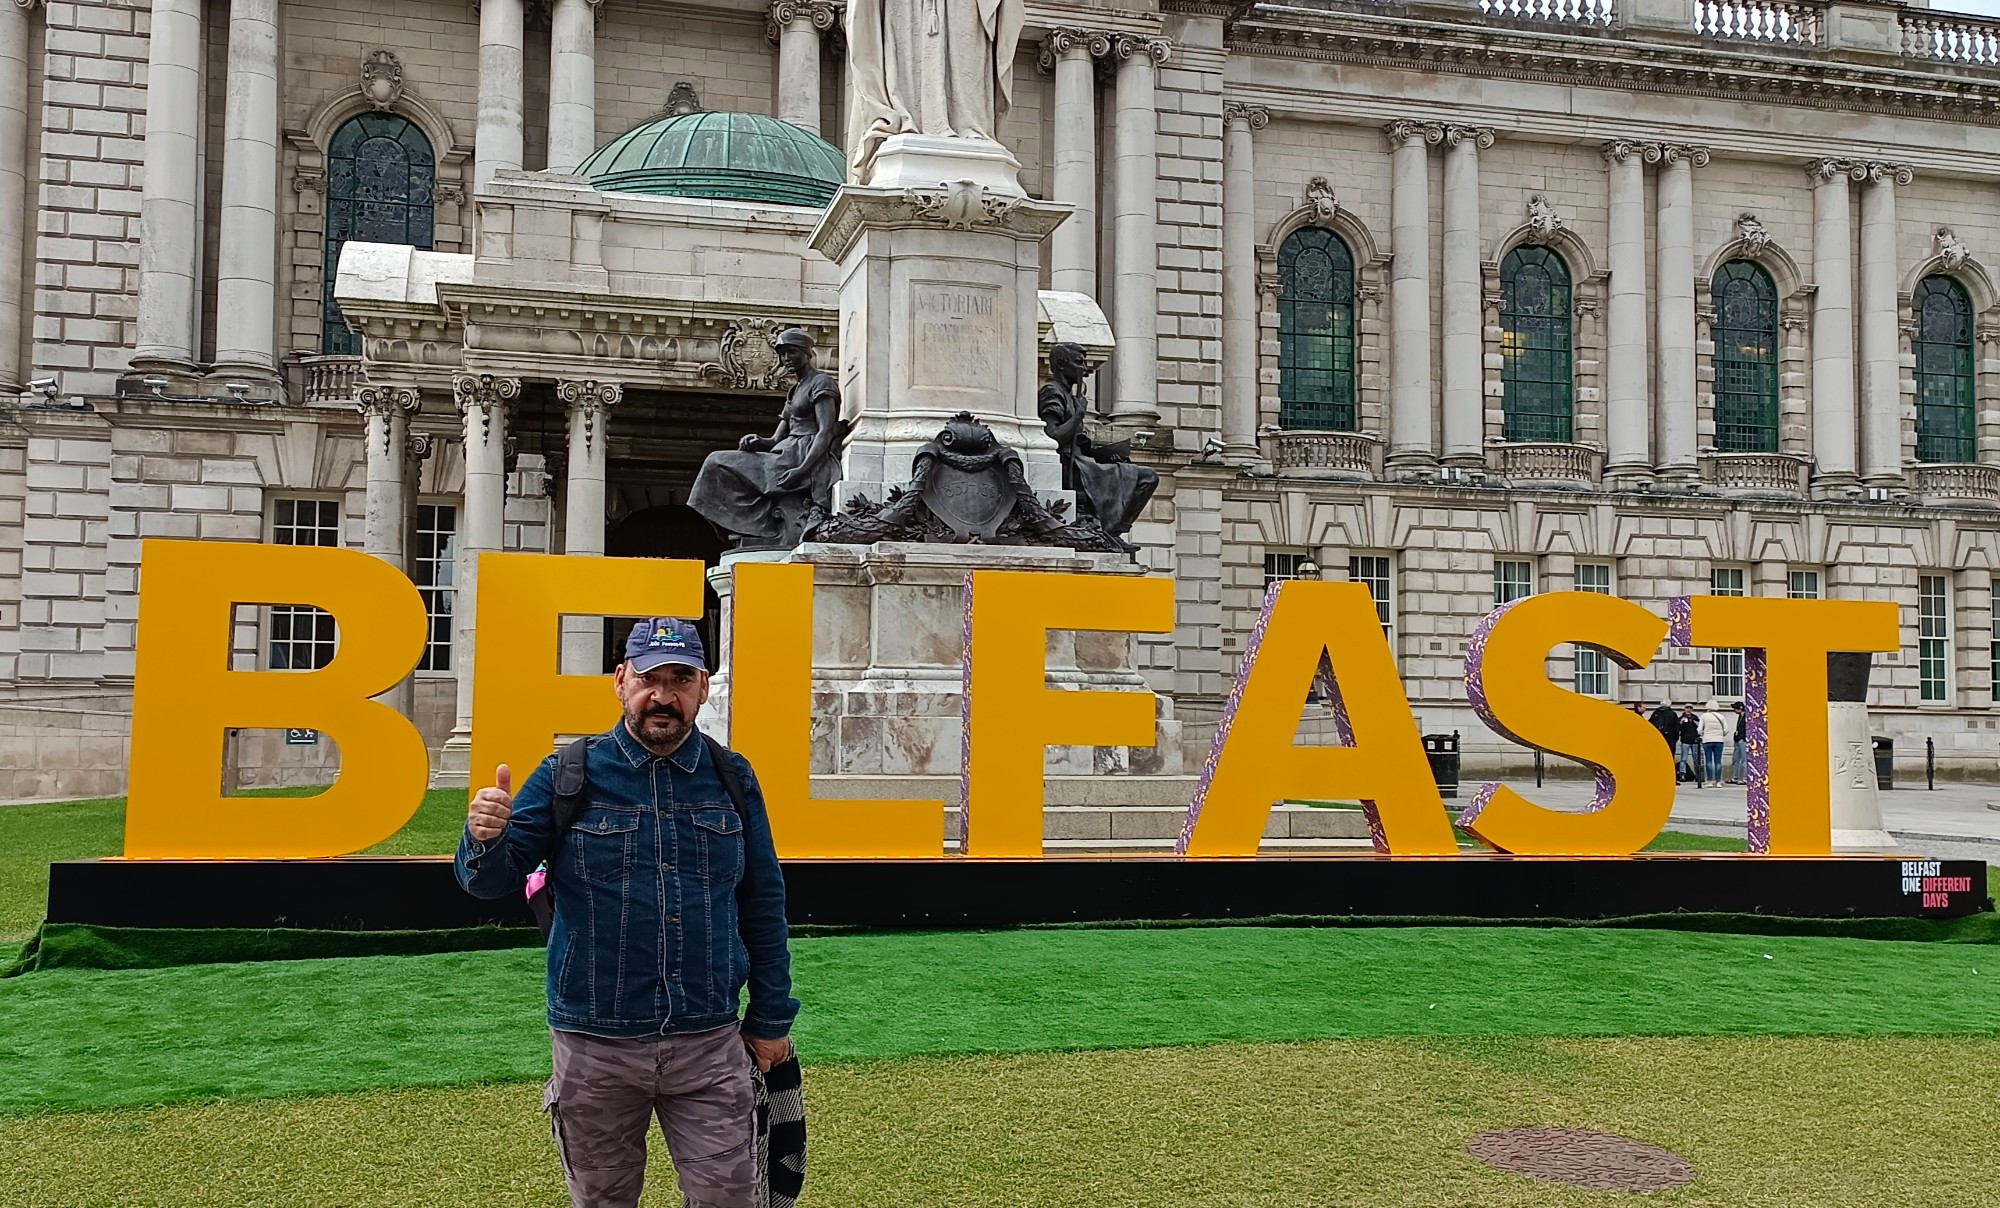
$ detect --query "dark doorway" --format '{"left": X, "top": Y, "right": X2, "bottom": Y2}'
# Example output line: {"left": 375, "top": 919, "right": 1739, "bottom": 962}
{"left": 601, "top": 504, "right": 729, "bottom": 672}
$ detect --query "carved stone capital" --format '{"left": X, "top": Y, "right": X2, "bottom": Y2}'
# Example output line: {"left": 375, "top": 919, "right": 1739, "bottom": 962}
{"left": 1039, "top": 26, "right": 1114, "bottom": 69}
{"left": 557, "top": 379, "right": 621, "bottom": 454}
{"left": 1858, "top": 161, "right": 1915, "bottom": 187}
{"left": 1806, "top": 157, "right": 1855, "bottom": 185}
{"left": 292, "top": 166, "right": 326, "bottom": 195}
{"left": 452, "top": 372, "right": 521, "bottom": 443}
{"left": 1643, "top": 143, "right": 1711, "bottom": 169}
{"left": 357, "top": 384, "right": 420, "bottom": 458}
{"left": 1383, "top": 120, "right": 1445, "bottom": 151}
{"left": 1110, "top": 34, "right": 1172, "bottom": 66}
{"left": 1222, "top": 102, "right": 1269, "bottom": 131}
{"left": 766, "top": 0, "right": 839, "bottom": 42}
{"left": 1442, "top": 124, "right": 1496, "bottom": 150}
{"left": 407, "top": 432, "right": 436, "bottom": 462}
{"left": 1601, "top": 139, "right": 1645, "bottom": 165}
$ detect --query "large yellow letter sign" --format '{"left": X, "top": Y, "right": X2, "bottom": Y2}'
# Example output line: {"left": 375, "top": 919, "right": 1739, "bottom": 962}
{"left": 1179, "top": 580, "right": 1457, "bottom": 857}
{"left": 1458, "top": 593, "right": 1676, "bottom": 855}
{"left": 963, "top": 569, "right": 1175, "bottom": 857}
{"left": 729, "top": 561, "right": 945, "bottom": 857}
{"left": 127, "top": 539, "right": 429, "bottom": 858}
{"left": 1671, "top": 596, "right": 1899, "bottom": 855}
{"left": 469, "top": 553, "right": 703, "bottom": 788}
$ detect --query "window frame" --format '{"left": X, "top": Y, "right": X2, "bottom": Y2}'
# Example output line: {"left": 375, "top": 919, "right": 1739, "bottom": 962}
{"left": 1498, "top": 246, "right": 1575, "bottom": 443}
{"left": 413, "top": 499, "right": 458, "bottom": 674}
{"left": 1710, "top": 259, "right": 1781, "bottom": 454}
{"left": 1275, "top": 227, "right": 1359, "bottom": 432}
{"left": 262, "top": 495, "right": 346, "bottom": 672}
{"left": 1262, "top": 550, "right": 1311, "bottom": 596}
{"left": 1494, "top": 559, "right": 1535, "bottom": 608}
{"left": 1710, "top": 566, "right": 1747, "bottom": 700}
{"left": 1919, "top": 574, "right": 1951, "bottom": 704}
{"left": 1787, "top": 568, "right": 1822, "bottom": 600}
{"left": 1348, "top": 553, "right": 1394, "bottom": 657}
{"left": 323, "top": 112, "right": 438, "bottom": 354}
{"left": 1913, "top": 275, "right": 1976, "bottom": 464}
{"left": 1573, "top": 562, "right": 1614, "bottom": 697}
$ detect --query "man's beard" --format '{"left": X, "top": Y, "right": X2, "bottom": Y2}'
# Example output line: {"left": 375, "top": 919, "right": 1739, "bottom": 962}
{"left": 625, "top": 698, "right": 692, "bottom": 753}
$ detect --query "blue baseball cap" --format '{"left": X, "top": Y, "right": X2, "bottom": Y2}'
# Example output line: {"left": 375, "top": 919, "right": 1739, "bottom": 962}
{"left": 624, "top": 617, "right": 707, "bottom": 674}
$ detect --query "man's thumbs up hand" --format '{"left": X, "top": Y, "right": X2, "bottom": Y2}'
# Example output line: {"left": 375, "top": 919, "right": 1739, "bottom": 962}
{"left": 468, "top": 764, "right": 514, "bottom": 842}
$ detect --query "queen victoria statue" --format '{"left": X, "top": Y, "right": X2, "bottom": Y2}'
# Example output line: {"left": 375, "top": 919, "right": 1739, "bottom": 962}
{"left": 845, "top": 0, "right": 1025, "bottom": 187}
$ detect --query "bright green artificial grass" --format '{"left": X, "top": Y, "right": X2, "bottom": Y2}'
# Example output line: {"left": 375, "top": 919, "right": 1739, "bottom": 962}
{"left": 3, "top": 924, "right": 1995, "bottom": 1117}
{"left": 5, "top": 1036, "right": 2000, "bottom": 1207}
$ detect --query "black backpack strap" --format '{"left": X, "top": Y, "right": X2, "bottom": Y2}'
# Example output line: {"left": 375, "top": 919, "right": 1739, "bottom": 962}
{"left": 702, "top": 732, "right": 750, "bottom": 819}
{"left": 549, "top": 736, "right": 593, "bottom": 853}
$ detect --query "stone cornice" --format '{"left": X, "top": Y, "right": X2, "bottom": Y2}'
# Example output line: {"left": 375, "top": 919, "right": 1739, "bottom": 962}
{"left": 1232, "top": 6, "right": 2000, "bottom": 128}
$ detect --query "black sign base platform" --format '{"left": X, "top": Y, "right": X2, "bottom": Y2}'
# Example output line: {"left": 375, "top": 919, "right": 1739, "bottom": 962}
{"left": 46, "top": 854, "right": 1992, "bottom": 932}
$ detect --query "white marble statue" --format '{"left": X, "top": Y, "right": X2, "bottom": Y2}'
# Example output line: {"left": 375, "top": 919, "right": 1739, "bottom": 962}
{"left": 845, "top": 0, "right": 1024, "bottom": 183}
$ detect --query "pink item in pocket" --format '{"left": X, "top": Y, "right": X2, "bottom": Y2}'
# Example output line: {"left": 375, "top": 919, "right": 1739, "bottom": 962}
{"left": 526, "top": 867, "right": 548, "bottom": 900}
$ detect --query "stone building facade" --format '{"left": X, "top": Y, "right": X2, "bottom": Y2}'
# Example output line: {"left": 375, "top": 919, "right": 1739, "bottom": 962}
{"left": 5, "top": 0, "right": 2000, "bottom": 797}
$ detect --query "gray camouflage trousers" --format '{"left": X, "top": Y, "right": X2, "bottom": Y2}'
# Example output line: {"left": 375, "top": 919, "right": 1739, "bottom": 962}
{"left": 545, "top": 1024, "right": 758, "bottom": 1208}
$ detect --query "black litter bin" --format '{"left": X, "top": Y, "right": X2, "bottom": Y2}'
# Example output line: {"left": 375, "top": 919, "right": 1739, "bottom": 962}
{"left": 1424, "top": 731, "right": 1461, "bottom": 800}
{"left": 1872, "top": 737, "right": 1894, "bottom": 790}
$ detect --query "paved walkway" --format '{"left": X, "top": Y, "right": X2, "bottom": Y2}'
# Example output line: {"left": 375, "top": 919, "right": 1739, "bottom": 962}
{"left": 1487, "top": 777, "right": 2000, "bottom": 865}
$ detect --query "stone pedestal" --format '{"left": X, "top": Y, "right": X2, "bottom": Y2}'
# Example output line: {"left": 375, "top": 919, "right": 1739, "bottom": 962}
{"left": 701, "top": 542, "right": 1181, "bottom": 778}
{"left": 1828, "top": 701, "right": 1895, "bottom": 851}
{"left": 809, "top": 182, "right": 1072, "bottom": 511}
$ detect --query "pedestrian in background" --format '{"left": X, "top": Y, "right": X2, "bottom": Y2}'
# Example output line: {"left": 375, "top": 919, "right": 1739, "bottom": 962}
{"left": 1700, "top": 701, "right": 1731, "bottom": 789}
{"left": 1677, "top": 705, "right": 1704, "bottom": 785}
{"left": 1729, "top": 701, "right": 1747, "bottom": 784}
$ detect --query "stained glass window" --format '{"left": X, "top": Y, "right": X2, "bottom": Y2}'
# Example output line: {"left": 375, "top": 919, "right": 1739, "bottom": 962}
{"left": 1499, "top": 247, "right": 1573, "bottom": 442}
{"left": 1914, "top": 275, "right": 1975, "bottom": 464}
{"left": 323, "top": 113, "right": 436, "bottom": 353}
{"left": 1277, "top": 228, "right": 1357, "bottom": 430}
{"left": 1712, "top": 260, "right": 1779, "bottom": 453}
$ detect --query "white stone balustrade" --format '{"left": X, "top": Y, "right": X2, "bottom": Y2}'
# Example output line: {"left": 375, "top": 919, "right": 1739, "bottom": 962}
{"left": 1694, "top": 0, "right": 1823, "bottom": 47}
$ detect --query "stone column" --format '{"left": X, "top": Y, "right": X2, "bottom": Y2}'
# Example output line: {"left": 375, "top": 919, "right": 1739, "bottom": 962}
{"left": 1858, "top": 161, "right": 1911, "bottom": 486}
{"left": 1109, "top": 35, "right": 1170, "bottom": 425}
{"left": 770, "top": 1, "right": 835, "bottom": 135}
{"left": 212, "top": 0, "right": 281, "bottom": 380}
{"left": 0, "top": 1, "right": 33, "bottom": 390}
{"left": 1221, "top": 101, "right": 1267, "bottom": 463}
{"left": 1385, "top": 120, "right": 1441, "bottom": 471}
{"left": 558, "top": 379, "right": 620, "bottom": 674}
{"left": 358, "top": 383, "right": 419, "bottom": 571}
{"left": 132, "top": 0, "right": 205, "bottom": 374}
{"left": 1808, "top": 158, "right": 1859, "bottom": 492}
{"left": 546, "top": 0, "right": 602, "bottom": 173}
{"left": 476, "top": 0, "right": 525, "bottom": 188}
{"left": 1602, "top": 140, "right": 1651, "bottom": 484}
{"left": 1441, "top": 125, "right": 1493, "bottom": 465}
{"left": 1649, "top": 143, "right": 1707, "bottom": 482}
{"left": 438, "top": 373, "right": 519, "bottom": 783}
{"left": 1043, "top": 27, "right": 1107, "bottom": 296}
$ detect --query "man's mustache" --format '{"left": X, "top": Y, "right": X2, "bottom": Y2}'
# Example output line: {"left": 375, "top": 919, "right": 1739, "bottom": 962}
{"left": 641, "top": 704, "right": 685, "bottom": 723}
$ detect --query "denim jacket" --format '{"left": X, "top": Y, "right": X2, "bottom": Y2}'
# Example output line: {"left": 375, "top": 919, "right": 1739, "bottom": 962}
{"left": 453, "top": 723, "right": 799, "bottom": 1040}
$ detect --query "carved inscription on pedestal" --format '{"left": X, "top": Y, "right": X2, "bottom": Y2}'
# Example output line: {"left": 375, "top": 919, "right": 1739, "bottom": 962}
{"left": 908, "top": 282, "right": 1003, "bottom": 392}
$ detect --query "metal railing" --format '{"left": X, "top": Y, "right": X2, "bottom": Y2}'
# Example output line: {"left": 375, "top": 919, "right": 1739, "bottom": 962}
{"left": 1693, "top": 0, "right": 1823, "bottom": 48}
{"left": 1479, "top": 0, "right": 1615, "bottom": 27}
{"left": 1903, "top": 12, "right": 2000, "bottom": 68}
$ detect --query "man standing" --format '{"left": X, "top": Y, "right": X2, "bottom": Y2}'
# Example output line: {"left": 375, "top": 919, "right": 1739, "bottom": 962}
{"left": 455, "top": 618, "right": 797, "bottom": 1208}
{"left": 1677, "top": 705, "right": 1705, "bottom": 787}
{"left": 1729, "top": 700, "right": 1748, "bottom": 784}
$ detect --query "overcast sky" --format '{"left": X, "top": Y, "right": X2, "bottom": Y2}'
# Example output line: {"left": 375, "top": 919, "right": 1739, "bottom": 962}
{"left": 1928, "top": 0, "right": 2000, "bottom": 16}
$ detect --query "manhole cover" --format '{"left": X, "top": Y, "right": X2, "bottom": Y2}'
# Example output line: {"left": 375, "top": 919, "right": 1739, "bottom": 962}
{"left": 1467, "top": 1127, "right": 1696, "bottom": 1192}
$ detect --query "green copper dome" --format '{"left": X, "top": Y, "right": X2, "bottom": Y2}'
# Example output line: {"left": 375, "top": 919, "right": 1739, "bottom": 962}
{"left": 577, "top": 112, "right": 846, "bottom": 207}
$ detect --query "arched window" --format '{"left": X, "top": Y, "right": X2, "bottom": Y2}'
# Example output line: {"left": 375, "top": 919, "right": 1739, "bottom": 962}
{"left": 1711, "top": 260, "right": 1779, "bottom": 454}
{"left": 1276, "top": 227, "right": 1356, "bottom": 430}
{"left": 323, "top": 113, "right": 436, "bottom": 354}
{"left": 1499, "top": 246, "right": 1572, "bottom": 442}
{"left": 1914, "top": 275, "right": 1975, "bottom": 463}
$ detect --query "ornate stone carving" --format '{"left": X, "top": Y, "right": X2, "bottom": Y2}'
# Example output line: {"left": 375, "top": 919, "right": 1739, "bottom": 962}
{"left": 1806, "top": 157, "right": 1855, "bottom": 184}
{"left": 1442, "top": 125, "right": 1496, "bottom": 150}
{"left": 1642, "top": 143, "right": 1710, "bottom": 168}
{"left": 1303, "top": 176, "right": 1337, "bottom": 225}
{"left": 700, "top": 318, "right": 790, "bottom": 392}
{"left": 1383, "top": 120, "right": 1446, "bottom": 150}
{"left": 1222, "top": 101, "right": 1269, "bottom": 131}
{"left": 807, "top": 412, "right": 1124, "bottom": 552}
{"left": 1858, "top": 161, "right": 1915, "bottom": 186}
{"left": 1780, "top": 313, "right": 1809, "bottom": 333}
{"left": 357, "top": 383, "right": 421, "bottom": 457}
{"left": 435, "top": 181, "right": 465, "bottom": 204}
{"left": 1524, "top": 194, "right": 1563, "bottom": 245}
{"left": 903, "top": 179, "right": 1020, "bottom": 230}
{"left": 292, "top": 166, "right": 326, "bottom": 194}
{"left": 1736, "top": 213, "right": 1771, "bottom": 258}
{"left": 1601, "top": 140, "right": 1645, "bottom": 164}
{"left": 766, "top": 0, "right": 839, "bottom": 42}
{"left": 556, "top": 379, "right": 624, "bottom": 454}
{"left": 1109, "top": 34, "right": 1173, "bottom": 66}
{"left": 1935, "top": 226, "right": 1970, "bottom": 272}
{"left": 407, "top": 432, "right": 435, "bottom": 461}
{"left": 361, "top": 49, "right": 404, "bottom": 110}
{"left": 665, "top": 81, "right": 704, "bottom": 116}
{"left": 1039, "top": 25, "right": 1113, "bottom": 68}
{"left": 452, "top": 372, "right": 521, "bottom": 442}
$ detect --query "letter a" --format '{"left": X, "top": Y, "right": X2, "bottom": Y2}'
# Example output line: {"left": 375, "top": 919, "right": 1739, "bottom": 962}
{"left": 1179, "top": 580, "right": 1456, "bottom": 857}
{"left": 126, "top": 539, "right": 430, "bottom": 858}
